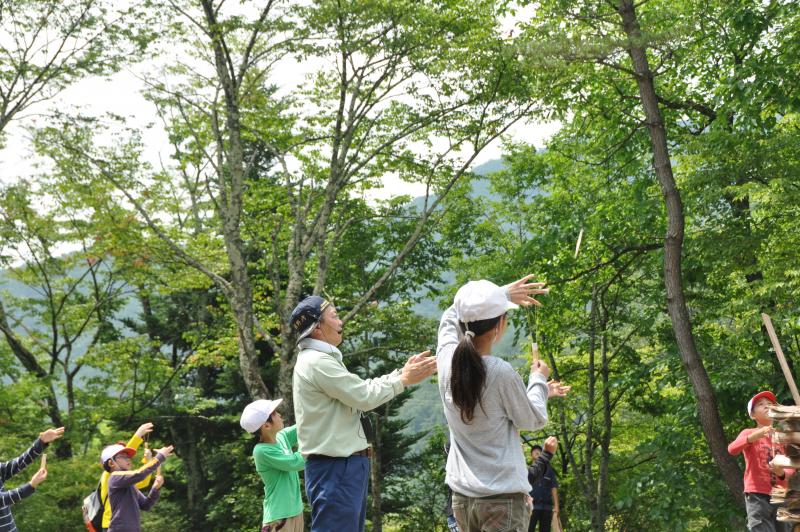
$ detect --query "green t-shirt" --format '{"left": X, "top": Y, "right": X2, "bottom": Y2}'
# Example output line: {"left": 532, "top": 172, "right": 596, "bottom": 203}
{"left": 253, "top": 425, "right": 306, "bottom": 524}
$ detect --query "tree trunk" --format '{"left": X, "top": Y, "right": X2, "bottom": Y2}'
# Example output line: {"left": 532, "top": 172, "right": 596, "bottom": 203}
{"left": 598, "top": 328, "right": 611, "bottom": 530}
{"left": 549, "top": 343, "right": 587, "bottom": 513}
{"left": 585, "top": 286, "right": 601, "bottom": 532}
{"left": 370, "top": 413, "right": 383, "bottom": 532}
{"left": 231, "top": 291, "right": 269, "bottom": 399}
{"left": 277, "top": 359, "right": 296, "bottom": 423}
{"left": 169, "top": 417, "right": 208, "bottom": 530}
{"left": 199, "top": 0, "right": 270, "bottom": 400}
{"left": 617, "top": 0, "right": 745, "bottom": 508}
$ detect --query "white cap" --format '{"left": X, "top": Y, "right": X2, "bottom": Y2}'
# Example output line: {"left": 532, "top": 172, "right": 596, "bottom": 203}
{"left": 454, "top": 280, "right": 518, "bottom": 323}
{"left": 240, "top": 398, "right": 284, "bottom": 433}
{"left": 100, "top": 444, "right": 136, "bottom": 464}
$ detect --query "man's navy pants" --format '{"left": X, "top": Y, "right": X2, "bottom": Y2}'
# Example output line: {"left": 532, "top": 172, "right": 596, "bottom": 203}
{"left": 305, "top": 454, "right": 370, "bottom": 532}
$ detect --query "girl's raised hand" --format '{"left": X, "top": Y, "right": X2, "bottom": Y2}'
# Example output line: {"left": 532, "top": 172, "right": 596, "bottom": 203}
{"left": 504, "top": 274, "right": 549, "bottom": 307}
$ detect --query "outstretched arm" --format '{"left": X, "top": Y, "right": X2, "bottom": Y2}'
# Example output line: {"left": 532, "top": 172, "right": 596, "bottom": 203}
{"left": 527, "top": 453, "right": 553, "bottom": 486}
{"left": 255, "top": 441, "right": 306, "bottom": 473}
{"left": 500, "top": 367, "right": 548, "bottom": 432}
{"left": 314, "top": 356, "right": 404, "bottom": 412}
{"left": 136, "top": 481, "right": 161, "bottom": 512}
{"left": 108, "top": 449, "right": 169, "bottom": 490}
{"left": 0, "top": 427, "right": 65, "bottom": 482}
{"left": 0, "top": 438, "right": 45, "bottom": 482}
{"left": 729, "top": 428, "right": 762, "bottom": 456}
{"left": 0, "top": 483, "right": 35, "bottom": 506}
{"left": 437, "top": 305, "right": 461, "bottom": 355}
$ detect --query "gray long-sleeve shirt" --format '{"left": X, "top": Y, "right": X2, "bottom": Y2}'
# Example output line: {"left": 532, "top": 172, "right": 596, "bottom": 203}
{"left": 437, "top": 304, "right": 549, "bottom": 497}
{"left": 107, "top": 452, "right": 164, "bottom": 532}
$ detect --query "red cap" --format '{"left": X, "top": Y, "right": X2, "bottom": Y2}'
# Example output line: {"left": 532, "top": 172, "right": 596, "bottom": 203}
{"left": 747, "top": 391, "right": 778, "bottom": 416}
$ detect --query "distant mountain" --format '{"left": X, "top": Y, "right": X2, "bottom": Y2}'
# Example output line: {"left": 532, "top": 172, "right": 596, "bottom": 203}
{"left": 1, "top": 159, "right": 518, "bottom": 438}
{"left": 401, "top": 158, "right": 536, "bottom": 439}
{"left": 471, "top": 158, "right": 506, "bottom": 177}
{"left": 410, "top": 158, "right": 505, "bottom": 212}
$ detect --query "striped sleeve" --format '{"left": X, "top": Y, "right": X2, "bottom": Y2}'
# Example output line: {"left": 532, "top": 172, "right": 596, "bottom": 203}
{"left": 0, "top": 482, "right": 35, "bottom": 506}
{"left": 0, "top": 439, "right": 44, "bottom": 482}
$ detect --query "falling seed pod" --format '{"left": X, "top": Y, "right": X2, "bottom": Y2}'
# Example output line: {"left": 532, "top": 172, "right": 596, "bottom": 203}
{"left": 41, "top": 454, "right": 46, "bottom": 469}
{"left": 574, "top": 228, "right": 584, "bottom": 258}
{"left": 532, "top": 342, "right": 540, "bottom": 363}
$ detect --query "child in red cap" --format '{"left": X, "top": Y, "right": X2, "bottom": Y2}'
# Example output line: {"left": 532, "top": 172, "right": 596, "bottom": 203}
{"left": 728, "top": 390, "right": 792, "bottom": 531}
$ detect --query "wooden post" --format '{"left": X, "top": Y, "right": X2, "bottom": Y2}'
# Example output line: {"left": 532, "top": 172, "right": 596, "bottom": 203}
{"left": 762, "top": 313, "right": 800, "bottom": 406}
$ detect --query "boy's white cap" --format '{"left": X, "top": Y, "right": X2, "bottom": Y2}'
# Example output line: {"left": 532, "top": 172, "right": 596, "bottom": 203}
{"left": 454, "top": 280, "right": 517, "bottom": 323}
{"left": 100, "top": 444, "right": 135, "bottom": 464}
{"left": 240, "top": 398, "right": 283, "bottom": 433}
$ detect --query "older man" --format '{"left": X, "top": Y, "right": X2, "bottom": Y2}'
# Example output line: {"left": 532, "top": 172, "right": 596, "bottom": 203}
{"left": 291, "top": 295, "right": 436, "bottom": 532}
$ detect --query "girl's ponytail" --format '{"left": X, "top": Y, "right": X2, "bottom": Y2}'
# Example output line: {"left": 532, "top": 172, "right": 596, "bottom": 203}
{"left": 450, "top": 315, "right": 503, "bottom": 423}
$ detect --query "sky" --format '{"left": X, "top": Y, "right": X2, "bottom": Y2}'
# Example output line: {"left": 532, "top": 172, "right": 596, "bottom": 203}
{"left": 0, "top": 3, "right": 561, "bottom": 201}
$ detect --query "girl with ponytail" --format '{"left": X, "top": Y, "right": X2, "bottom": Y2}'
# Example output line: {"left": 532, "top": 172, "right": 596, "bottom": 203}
{"left": 436, "top": 275, "right": 569, "bottom": 532}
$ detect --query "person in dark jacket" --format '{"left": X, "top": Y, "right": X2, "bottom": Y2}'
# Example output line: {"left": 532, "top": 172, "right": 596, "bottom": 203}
{"left": 528, "top": 443, "right": 560, "bottom": 532}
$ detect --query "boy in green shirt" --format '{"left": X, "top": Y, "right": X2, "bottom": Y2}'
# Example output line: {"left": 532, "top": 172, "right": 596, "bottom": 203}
{"left": 241, "top": 398, "right": 306, "bottom": 532}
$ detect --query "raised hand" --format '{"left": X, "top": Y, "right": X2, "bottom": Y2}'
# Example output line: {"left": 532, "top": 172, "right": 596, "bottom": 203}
{"left": 503, "top": 274, "right": 549, "bottom": 307}
{"left": 135, "top": 422, "right": 154, "bottom": 439}
{"left": 30, "top": 467, "right": 47, "bottom": 488}
{"left": 155, "top": 445, "right": 174, "bottom": 458}
{"left": 543, "top": 436, "right": 558, "bottom": 454}
{"left": 400, "top": 350, "right": 437, "bottom": 386}
{"left": 532, "top": 359, "right": 551, "bottom": 379}
{"left": 750, "top": 425, "right": 772, "bottom": 442}
{"left": 547, "top": 380, "right": 571, "bottom": 398}
{"left": 153, "top": 475, "right": 164, "bottom": 490}
{"left": 39, "top": 427, "right": 65, "bottom": 443}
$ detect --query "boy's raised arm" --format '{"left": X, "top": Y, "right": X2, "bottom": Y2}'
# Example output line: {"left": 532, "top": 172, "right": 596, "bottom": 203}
{"left": 728, "top": 428, "right": 762, "bottom": 455}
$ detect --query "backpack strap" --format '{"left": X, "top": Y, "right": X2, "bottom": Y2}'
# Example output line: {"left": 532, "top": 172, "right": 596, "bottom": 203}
{"left": 99, "top": 479, "right": 108, "bottom": 507}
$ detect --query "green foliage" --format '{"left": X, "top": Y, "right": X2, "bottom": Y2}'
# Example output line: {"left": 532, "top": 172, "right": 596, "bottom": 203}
{"left": 2, "top": 0, "right": 800, "bottom": 530}
{"left": 387, "top": 425, "right": 451, "bottom": 532}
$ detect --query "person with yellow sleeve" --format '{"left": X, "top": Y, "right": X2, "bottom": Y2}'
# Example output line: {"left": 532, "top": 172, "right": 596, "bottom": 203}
{"left": 98, "top": 423, "right": 154, "bottom": 532}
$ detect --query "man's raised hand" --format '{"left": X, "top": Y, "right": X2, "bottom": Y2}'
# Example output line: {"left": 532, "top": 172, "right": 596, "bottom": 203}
{"left": 400, "top": 350, "right": 437, "bottom": 386}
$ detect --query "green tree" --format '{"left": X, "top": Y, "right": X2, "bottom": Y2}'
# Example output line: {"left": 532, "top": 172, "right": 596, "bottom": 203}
{"left": 39, "top": 0, "right": 547, "bottom": 408}
{"left": 510, "top": 0, "right": 800, "bottom": 511}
